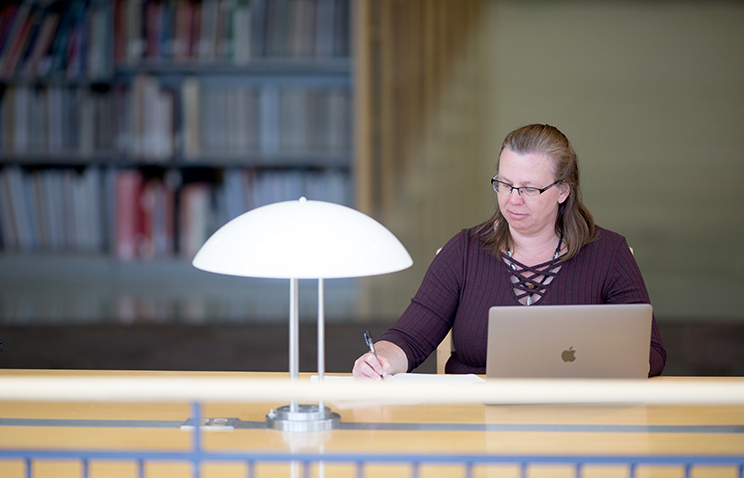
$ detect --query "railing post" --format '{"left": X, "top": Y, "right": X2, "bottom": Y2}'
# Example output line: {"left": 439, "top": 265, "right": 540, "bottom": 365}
{"left": 191, "top": 401, "right": 202, "bottom": 478}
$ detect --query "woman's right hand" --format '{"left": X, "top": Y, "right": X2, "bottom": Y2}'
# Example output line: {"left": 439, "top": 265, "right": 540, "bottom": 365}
{"left": 352, "top": 340, "right": 408, "bottom": 379}
{"left": 352, "top": 352, "right": 392, "bottom": 380}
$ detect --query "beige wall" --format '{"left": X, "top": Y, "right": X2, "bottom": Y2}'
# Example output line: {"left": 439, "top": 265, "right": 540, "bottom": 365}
{"left": 363, "top": 1, "right": 744, "bottom": 323}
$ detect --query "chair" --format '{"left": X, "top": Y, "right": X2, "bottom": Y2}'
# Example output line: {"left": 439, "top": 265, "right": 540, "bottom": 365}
{"left": 436, "top": 330, "right": 452, "bottom": 374}
{"left": 433, "top": 246, "right": 453, "bottom": 374}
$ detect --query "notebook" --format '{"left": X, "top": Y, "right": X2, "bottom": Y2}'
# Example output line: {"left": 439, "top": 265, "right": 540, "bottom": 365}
{"left": 486, "top": 304, "right": 652, "bottom": 379}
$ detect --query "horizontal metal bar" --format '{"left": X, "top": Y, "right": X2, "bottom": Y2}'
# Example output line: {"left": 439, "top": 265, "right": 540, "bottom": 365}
{"left": 2, "top": 376, "right": 744, "bottom": 405}
{"left": 1, "top": 450, "right": 742, "bottom": 467}
{"left": 2, "top": 418, "right": 743, "bottom": 435}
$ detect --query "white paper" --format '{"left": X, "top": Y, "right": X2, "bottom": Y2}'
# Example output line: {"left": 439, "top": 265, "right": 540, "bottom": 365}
{"left": 309, "top": 373, "right": 485, "bottom": 408}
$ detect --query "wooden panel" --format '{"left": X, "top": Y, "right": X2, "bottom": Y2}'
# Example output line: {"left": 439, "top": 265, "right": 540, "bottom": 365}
{"left": 356, "top": 0, "right": 487, "bottom": 218}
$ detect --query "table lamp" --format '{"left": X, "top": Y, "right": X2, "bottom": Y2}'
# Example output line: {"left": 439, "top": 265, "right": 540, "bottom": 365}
{"left": 192, "top": 197, "right": 412, "bottom": 431}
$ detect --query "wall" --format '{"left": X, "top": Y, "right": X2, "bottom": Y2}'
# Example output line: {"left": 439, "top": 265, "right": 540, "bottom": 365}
{"left": 485, "top": 0, "right": 744, "bottom": 322}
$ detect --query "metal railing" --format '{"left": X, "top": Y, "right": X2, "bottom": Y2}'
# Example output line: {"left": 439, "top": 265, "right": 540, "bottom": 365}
{"left": 2, "top": 376, "right": 744, "bottom": 478}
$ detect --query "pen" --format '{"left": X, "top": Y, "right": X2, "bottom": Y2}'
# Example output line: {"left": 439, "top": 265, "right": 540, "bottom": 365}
{"left": 364, "top": 330, "right": 384, "bottom": 379}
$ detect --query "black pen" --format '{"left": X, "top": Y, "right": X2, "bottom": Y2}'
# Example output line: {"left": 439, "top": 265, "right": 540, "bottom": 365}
{"left": 364, "top": 330, "right": 384, "bottom": 379}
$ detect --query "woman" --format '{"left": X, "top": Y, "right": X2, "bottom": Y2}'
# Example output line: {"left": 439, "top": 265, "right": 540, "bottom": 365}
{"left": 353, "top": 124, "right": 666, "bottom": 378}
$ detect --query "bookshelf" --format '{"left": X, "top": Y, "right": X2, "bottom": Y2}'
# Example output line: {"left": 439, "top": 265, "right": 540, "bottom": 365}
{"left": 0, "top": 0, "right": 355, "bottom": 324}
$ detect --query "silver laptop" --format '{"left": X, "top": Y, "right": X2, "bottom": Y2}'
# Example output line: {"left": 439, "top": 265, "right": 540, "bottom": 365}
{"left": 486, "top": 304, "right": 652, "bottom": 379}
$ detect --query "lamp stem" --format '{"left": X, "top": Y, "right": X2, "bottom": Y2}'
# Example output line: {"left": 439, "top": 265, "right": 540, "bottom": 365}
{"left": 318, "top": 278, "right": 325, "bottom": 412}
{"left": 289, "top": 278, "right": 299, "bottom": 413}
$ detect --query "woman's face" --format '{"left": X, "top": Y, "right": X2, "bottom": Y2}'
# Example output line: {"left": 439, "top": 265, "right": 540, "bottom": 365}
{"left": 497, "top": 148, "right": 570, "bottom": 238}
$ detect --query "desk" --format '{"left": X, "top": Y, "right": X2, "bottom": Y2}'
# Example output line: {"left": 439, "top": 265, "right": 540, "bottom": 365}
{"left": 1, "top": 370, "right": 743, "bottom": 478}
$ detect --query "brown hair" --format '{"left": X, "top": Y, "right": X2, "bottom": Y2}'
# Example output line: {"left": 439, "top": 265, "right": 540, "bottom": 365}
{"left": 475, "top": 124, "right": 596, "bottom": 261}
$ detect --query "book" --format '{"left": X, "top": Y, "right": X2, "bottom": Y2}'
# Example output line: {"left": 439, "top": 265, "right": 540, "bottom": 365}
{"left": 78, "top": 88, "right": 96, "bottom": 156}
{"left": 21, "top": 8, "right": 59, "bottom": 76}
{"left": 0, "top": 167, "right": 21, "bottom": 250}
{"left": 18, "top": 167, "right": 39, "bottom": 250}
{"left": 12, "top": 85, "right": 30, "bottom": 153}
{"left": 328, "top": 88, "right": 350, "bottom": 153}
{"left": 332, "top": 0, "right": 349, "bottom": 57}
{"left": 198, "top": 0, "right": 217, "bottom": 61}
{"left": 259, "top": 87, "right": 279, "bottom": 155}
{"left": 188, "top": 0, "right": 201, "bottom": 59}
{"left": 266, "top": 0, "right": 289, "bottom": 57}
{"left": 314, "top": 0, "right": 334, "bottom": 58}
{"left": 235, "top": 86, "right": 258, "bottom": 152}
{"left": 27, "top": 86, "right": 44, "bottom": 152}
{"left": 43, "top": 169, "right": 64, "bottom": 250}
{"left": 154, "top": 176, "right": 175, "bottom": 257}
{"left": 290, "top": 0, "right": 315, "bottom": 58}
{"left": 0, "top": 2, "right": 33, "bottom": 75}
{"left": 250, "top": 0, "right": 266, "bottom": 57}
{"left": 279, "top": 87, "right": 307, "bottom": 153}
{"left": 64, "top": 2, "right": 87, "bottom": 78}
{"left": 30, "top": 170, "right": 50, "bottom": 250}
{"left": 87, "top": 2, "right": 112, "bottom": 79}
{"left": 307, "top": 89, "right": 328, "bottom": 152}
{"left": 145, "top": 0, "right": 162, "bottom": 60}
{"left": 114, "top": 169, "right": 144, "bottom": 261}
{"left": 0, "top": 4, "right": 21, "bottom": 61}
{"left": 178, "top": 182, "right": 212, "bottom": 260}
{"left": 215, "top": 0, "right": 231, "bottom": 60}
{"left": 161, "top": 0, "right": 175, "bottom": 60}
{"left": 60, "top": 169, "right": 77, "bottom": 249}
{"left": 126, "top": 0, "right": 145, "bottom": 63}
{"left": 139, "top": 179, "right": 157, "bottom": 259}
{"left": 94, "top": 90, "right": 116, "bottom": 152}
{"left": 81, "top": 166, "right": 103, "bottom": 252}
{"left": 46, "top": 87, "right": 63, "bottom": 151}
{"left": 42, "top": 3, "right": 74, "bottom": 75}
{"left": 232, "top": 0, "right": 251, "bottom": 63}
{"left": 181, "top": 76, "right": 200, "bottom": 158}
{"left": 152, "top": 87, "right": 175, "bottom": 159}
{"left": 113, "top": 0, "right": 128, "bottom": 65}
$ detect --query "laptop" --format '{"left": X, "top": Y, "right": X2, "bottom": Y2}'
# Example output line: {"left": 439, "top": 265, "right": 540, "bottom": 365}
{"left": 486, "top": 304, "right": 652, "bottom": 379}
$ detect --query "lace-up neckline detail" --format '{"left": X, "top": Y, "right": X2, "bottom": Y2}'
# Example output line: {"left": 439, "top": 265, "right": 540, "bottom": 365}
{"left": 503, "top": 236, "right": 564, "bottom": 306}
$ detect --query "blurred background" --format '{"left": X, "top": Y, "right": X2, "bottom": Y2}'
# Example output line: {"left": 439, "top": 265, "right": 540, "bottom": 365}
{"left": 0, "top": 0, "right": 742, "bottom": 376}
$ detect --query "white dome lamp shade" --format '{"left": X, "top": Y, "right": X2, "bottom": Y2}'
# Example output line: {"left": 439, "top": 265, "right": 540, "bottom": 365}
{"left": 192, "top": 198, "right": 413, "bottom": 431}
{"left": 193, "top": 197, "right": 412, "bottom": 279}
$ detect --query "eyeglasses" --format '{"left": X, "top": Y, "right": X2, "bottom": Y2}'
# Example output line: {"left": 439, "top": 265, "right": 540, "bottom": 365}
{"left": 491, "top": 174, "right": 561, "bottom": 198}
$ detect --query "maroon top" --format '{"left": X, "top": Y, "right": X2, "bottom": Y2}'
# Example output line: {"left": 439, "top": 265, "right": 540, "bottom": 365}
{"left": 380, "top": 226, "right": 667, "bottom": 377}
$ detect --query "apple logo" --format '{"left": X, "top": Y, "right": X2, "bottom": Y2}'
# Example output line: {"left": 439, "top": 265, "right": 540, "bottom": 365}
{"left": 561, "top": 346, "right": 576, "bottom": 362}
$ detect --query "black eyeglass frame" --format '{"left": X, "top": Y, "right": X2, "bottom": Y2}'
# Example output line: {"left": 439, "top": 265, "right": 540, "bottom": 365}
{"left": 491, "top": 174, "right": 561, "bottom": 197}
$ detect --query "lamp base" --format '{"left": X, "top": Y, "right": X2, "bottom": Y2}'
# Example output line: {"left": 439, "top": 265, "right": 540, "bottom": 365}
{"left": 266, "top": 404, "right": 340, "bottom": 432}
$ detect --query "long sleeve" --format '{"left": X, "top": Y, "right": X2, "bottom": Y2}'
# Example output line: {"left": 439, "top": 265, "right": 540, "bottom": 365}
{"left": 380, "top": 233, "right": 467, "bottom": 372}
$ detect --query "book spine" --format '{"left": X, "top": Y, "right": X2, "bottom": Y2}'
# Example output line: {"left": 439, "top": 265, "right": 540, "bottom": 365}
{"left": 114, "top": 169, "right": 144, "bottom": 261}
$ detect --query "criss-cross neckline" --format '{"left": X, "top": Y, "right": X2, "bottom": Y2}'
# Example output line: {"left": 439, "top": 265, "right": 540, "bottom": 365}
{"left": 503, "top": 236, "right": 564, "bottom": 306}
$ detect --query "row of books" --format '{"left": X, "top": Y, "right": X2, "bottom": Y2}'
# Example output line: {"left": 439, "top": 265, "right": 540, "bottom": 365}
{"left": 0, "top": 165, "right": 351, "bottom": 260}
{"left": 116, "top": 0, "right": 350, "bottom": 65}
{"left": 0, "top": 76, "right": 352, "bottom": 160}
{"left": 0, "top": 83, "right": 117, "bottom": 155}
{"left": 0, "top": 1, "right": 113, "bottom": 80}
{"left": 0, "top": 0, "right": 351, "bottom": 81}
{"left": 181, "top": 78, "right": 352, "bottom": 158}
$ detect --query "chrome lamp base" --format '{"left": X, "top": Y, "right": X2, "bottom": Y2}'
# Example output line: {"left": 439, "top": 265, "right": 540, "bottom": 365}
{"left": 266, "top": 404, "right": 341, "bottom": 432}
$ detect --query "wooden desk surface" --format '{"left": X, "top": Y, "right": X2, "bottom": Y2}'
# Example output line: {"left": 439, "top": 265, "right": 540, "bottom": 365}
{"left": 1, "top": 370, "right": 743, "bottom": 478}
